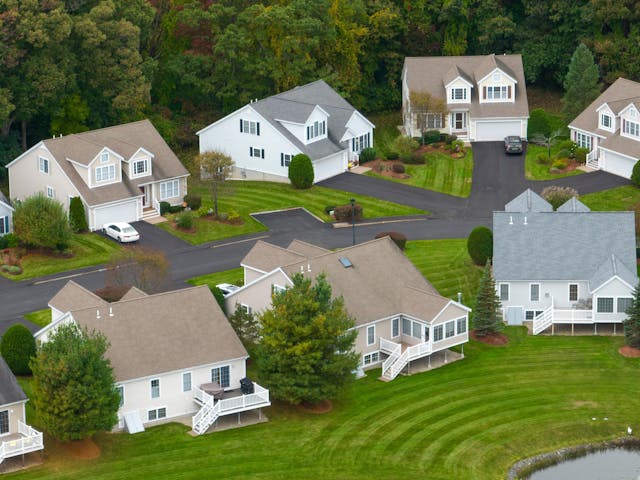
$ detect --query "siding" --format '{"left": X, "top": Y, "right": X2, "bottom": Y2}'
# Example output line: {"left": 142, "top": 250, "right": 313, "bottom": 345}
{"left": 0, "top": 401, "right": 26, "bottom": 435}
{"left": 225, "top": 270, "right": 292, "bottom": 317}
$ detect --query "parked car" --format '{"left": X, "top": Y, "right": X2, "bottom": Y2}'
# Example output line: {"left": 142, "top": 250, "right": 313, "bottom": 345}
{"left": 103, "top": 222, "right": 140, "bottom": 243}
{"left": 216, "top": 283, "right": 240, "bottom": 296}
{"left": 504, "top": 136, "right": 524, "bottom": 154}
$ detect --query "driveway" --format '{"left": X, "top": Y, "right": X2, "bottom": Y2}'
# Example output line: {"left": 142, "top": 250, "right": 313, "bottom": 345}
{"left": 97, "top": 220, "right": 190, "bottom": 253}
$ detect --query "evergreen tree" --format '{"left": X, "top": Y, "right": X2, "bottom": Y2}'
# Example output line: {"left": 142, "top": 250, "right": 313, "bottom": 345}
{"left": 623, "top": 283, "right": 640, "bottom": 349}
{"left": 561, "top": 44, "right": 601, "bottom": 123}
{"left": 288, "top": 154, "right": 314, "bottom": 189}
{"left": 69, "top": 196, "right": 88, "bottom": 232}
{"left": 256, "top": 273, "right": 358, "bottom": 405}
{"left": 473, "top": 261, "right": 503, "bottom": 336}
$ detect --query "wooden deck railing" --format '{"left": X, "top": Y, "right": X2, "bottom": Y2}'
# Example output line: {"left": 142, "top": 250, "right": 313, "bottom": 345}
{"left": 0, "top": 422, "right": 44, "bottom": 464}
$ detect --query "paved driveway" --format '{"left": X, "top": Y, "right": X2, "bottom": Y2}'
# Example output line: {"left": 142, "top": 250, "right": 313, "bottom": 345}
{"left": 97, "top": 220, "right": 190, "bottom": 253}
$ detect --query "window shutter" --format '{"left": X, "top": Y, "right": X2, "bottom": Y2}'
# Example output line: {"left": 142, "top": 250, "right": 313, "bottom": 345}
{"left": 3, "top": 217, "right": 7, "bottom": 233}
{"left": 507, "top": 85, "right": 512, "bottom": 99}
{"left": 250, "top": 147, "right": 253, "bottom": 156}
{"left": 240, "top": 119, "right": 243, "bottom": 132}
{"left": 261, "top": 149, "right": 265, "bottom": 159}
{"left": 483, "top": 86, "right": 486, "bottom": 99}
{"left": 280, "top": 153, "right": 284, "bottom": 166}
{"left": 257, "top": 122, "right": 260, "bottom": 136}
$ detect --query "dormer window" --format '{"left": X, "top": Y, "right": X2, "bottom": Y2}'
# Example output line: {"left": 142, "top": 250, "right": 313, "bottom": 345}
{"left": 96, "top": 164, "right": 115, "bottom": 182}
{"left": 100, "top": 152, "right": 109, "bottom": 163}
{"left": 623, "top": 119, "right": 640, "bottom": 137}
{"left": 306, "top": 120, "right": 326, "bottom": 141}
{"left": 485, "top": 85, "right": 511, "bottom": 100}
{"left": 600, "top": 113, "right": 612, "bottom": 129}
{"left": 133, "top": 159, "right": 148, "bottom": 176}
{"left": 450, "top": 88, "right": 467, "bottom": 101}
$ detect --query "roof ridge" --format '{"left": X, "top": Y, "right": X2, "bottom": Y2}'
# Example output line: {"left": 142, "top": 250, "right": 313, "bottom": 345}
{"left": 111, "top": 284, "right": 209, "bottom": 306}
{"left": 256, "top": 94, "right": 355, "bottom": 113}
{"left": 403, "top": 283, "right": 447, "bottom": 301}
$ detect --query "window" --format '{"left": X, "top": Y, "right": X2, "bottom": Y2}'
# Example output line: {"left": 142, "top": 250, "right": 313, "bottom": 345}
{"left": 352, "top": 133, "right": 371, "bottom": 153}
{"left": 116, "top": 386, "right": 124, "bottom": 407}
{"left": 575, "top": 131, "right": 592, "bottom": 149}
{"left": 597, "top": 297, "right": 614, "bottom": 313}
{"left": 46, "top": 186, "right": 54, "bottom": 198}
{"left": 600, "top": 114, "right": 612, "bottom": 129}
{"left": 38, "top": 157, "right": 49, "bottom": 174}
{"left": 402, "top": 317, "right": 411, "bottom": 335}
{"left": 433, "top": 325, "right": 443, "bottom": 342}
{"left": 182, "top": 372, "right": 192, "bottom": 392}
{"left": 281, "top": 153, "right": 294, "bottom": 167}
{"left": 240, "top": 119, "right": 260, "bottom": 135}
{"left": 160, "top": 179, "right": 179, "bottom": 200}
{"left": 424, "top": 325, "right": 430, "bottom": 341}
{"left": 391, "top": 318, "right": 399, "bottom": 338}
{"left": 249, "top": 147, "right": 265, "bottom": 158}
{"left": 240, "top": 304, "right": 252, "bottom": 315}
{"left": 211, "top": 366, "right": 230, "bottom": 388}
{"left": 530, "top": 284, "right": 540, "bottom": 302}
{"left": 445, "top": 321, "right": 455, "bottom": 338}
{"left": 499, "top": 284, "right": 509, "bottom": 301}
{"left": 450, "top": 88, "right": 467, "bottom": 101}
{"left": 456, "top": 317, "right": 467, "bottom": 335}
{"left": 617, "top": 297, "right": 633, "bottom": 314}
{"left": 623, "top": 119, "right": 640, "bottom": 137}
{"left": 133, "top": 159, "right": 147, "bottom": 175}
{"left": 0, "top": 410, "right": 8, "bottom": 435}
{"left": 569, "top": 284, "right": 578, "bottom": 302}
{"left": 367, "top": 325, "right": 375, "bottom": 345}
{"left": 148, "top": 408, "right": 167, "bottom": 421}
{"left": 271, "top": 284, "right": 285, "bottom": 295}
{"left": 306, "top": 120, "right": 326, "bottom": 141}
{"left": 150, "top": 379, "right": 160, "bottom": 398}
{"left": 486, "top": 86, "right": 509, "bottom": 100}
{"left": 95, "top": 164, "right": 115, "bottom": 182}
{"left": 0, "top": 216, "right": 8, "bottom": 235}
{"left": 100, "top": 152, "right": 109, "bottom": 163}
{"left": 363, "top": 351, "right": 380, "bottom": 366}
{"left": 525, "top": 310, "right": 544, "bottom": 321}
{"left": 411, "top": 321, "right": 422, "bottom": 339}
{"left": 426, "top": 113, "right": 443, "bottom": 129}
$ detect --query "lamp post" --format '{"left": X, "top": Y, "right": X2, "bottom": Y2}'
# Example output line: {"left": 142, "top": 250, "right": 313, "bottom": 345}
{"left": 350, "top": 198, "right": 356, "bottom": 246}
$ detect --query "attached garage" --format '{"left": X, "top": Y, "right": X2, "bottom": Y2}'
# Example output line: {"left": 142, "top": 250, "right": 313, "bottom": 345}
{"left": 602, "top": 149, "right": 636, "bottom": 179}
{"left": 474, "top": 119, "right": 524, "bottom": 142}
{"left": 91, "top": 199, "right": 139, "bottom": 231}
{"left": 313, "top": 152, "right": 347, "bottom": 182}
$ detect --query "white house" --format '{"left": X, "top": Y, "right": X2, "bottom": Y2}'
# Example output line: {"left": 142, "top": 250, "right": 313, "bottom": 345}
{"left": 402, "top": 54, "right": 529, "bottom": 142}
{"left": 36, "top": 282, "right": 270, "bottom": 435}
{"left": 7, "top": 120, "right": 189, "bottom": 231}
{"left": 0, "top": 356, "right": 44, "bottom": 465}
{"left": 197, "top": 80, "right": 375, "bottom": 183}
{"left": 569, "top": 77, "right": 640, "bottom": 178}
{"left": 0, "top": 192, "right": 12, "bottom": 236}
{"left": 493, "top": 189, "right": 638, "bottom": 334}
{"left": 225, "top": 237, "right": 471, "bottom": 381}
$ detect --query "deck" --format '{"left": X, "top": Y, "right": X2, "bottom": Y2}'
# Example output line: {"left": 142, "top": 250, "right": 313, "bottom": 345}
{"left": 0, "top": 422, "right": 44, "bottom": 464}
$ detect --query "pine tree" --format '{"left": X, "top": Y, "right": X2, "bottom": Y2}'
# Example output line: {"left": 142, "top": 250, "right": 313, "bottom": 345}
{"left": 562, "top": 44, "right": 601, "bottom": 123}
{"left": 473, "top": 261, "right": 503, "bottom": 336}
{"left": 623, "top": 283, "right": 640, "bottom": 349}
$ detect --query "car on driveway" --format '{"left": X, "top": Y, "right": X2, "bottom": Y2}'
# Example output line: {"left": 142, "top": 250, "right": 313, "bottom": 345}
{"left": 504, "top": 136, "right": 523, "bottom": 154}
{"left": 103, "top": 222, "right": 140, "bottom": 243}
{"left": 216, "top": 283, "right": 240, "bottom": 296}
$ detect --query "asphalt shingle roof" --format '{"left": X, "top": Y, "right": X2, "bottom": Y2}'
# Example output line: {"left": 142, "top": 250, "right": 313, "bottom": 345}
{"left": 0, "top": 356, "right": 27, "bottom": 406}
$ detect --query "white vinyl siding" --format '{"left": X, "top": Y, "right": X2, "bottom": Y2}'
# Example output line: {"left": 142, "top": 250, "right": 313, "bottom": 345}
{"left": 160, "top": 179, "right": 180, "bottom": 200}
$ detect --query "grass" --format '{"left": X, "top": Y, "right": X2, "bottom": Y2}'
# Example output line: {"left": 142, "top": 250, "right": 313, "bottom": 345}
{"left": 581, "top": 185, "right": 640, "bottom": 211}
{"left": 366, "top": 149, "right": 473, "bottom": 198}
{"left": 23, "top": 309, "right": 52, "bottom": 328}
{"left": 11, "top": 329, "right": 640, "bottom": 480}
{"left": 1, "top": 233, "right": 121, "bottom": 281}
{"left": 158, "top": 182, "right": 425, "bottom": 245}
{"left": 525, "top": 144, "right": 584, "bottom": 180}
{"left": 186, "top": 268, "right": 244, "bottom": 289}
{"left": 369, "top": 111, "right": 402, "bottom": 156}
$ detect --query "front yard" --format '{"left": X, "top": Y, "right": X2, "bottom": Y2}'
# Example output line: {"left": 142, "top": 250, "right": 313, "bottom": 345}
{"left": 525, "top": 144, "right": 584, "bottom": 180}
{"left": 581, "top": 185, "right": 640, "bottom": 211}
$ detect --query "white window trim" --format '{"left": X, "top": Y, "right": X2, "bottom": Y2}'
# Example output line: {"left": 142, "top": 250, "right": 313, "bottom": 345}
{"left": 530, "top": 283, "right": 541, "bottom": 302}
{"left": 599, "top": 113, "right": 613, "bottom": 131}
{"left": 485, "top": 85, "right": 510, "bottom": 102}
{"left": 595, "top": 296, "right": 615, "bottom": 314}
{"left": 445, "top": 320, "right": 456, "bottom": 338}
{"left": 38, "top": 156, "right": 50, "bottom": 174}
{"left": 182, "top": 371, "right": 192, "bottom": 392}
{"left": 362, "top": 351, "right": 380, "bottom": 366}
{"left": 499, "top": 283, "right": 510, "bottom": 301}
{"left": 433, "top": 324, "right": 444, "bottom": 342}
{"left": 131, "top": 158, "right": 149, "bottom": 178}
{"left": 622, "top": 119, "right": 640, "bottom": 138}
{"left": 46, "top": 186, "right": 54, "bottom": 199}
{"left": 100, "top": 152, "right": 109, "bottom": 163}
{"left": 617, "top": 297, "right": 633, "bottom": 314}
{"left": 160, "top": 179, "right": 180, "bottom": 200}
{"left": 116, "top": 385, "right": 125, "bottom": 408}
{"left": 211, "top": 365, "right": 231, "bottom": 389}
{"left": 150, "top": 378, "right": 160, "bottom": 399}
{"left": 0, "top": 409, "right": 9, "bottom": 436}
{"left": 575, "top": 131, "right": 592, "bottom": 150}
{"left": 568, "top": 283, "right": 579, "bottom": 302}
{"left": 240, "top": 303, "right": 252, "bottom": 315}
{"left": 366, "top": 325, "right": 376, "bottom": 346}
{"left": 0, "top": 215, "right": 8, "bottom": 235}
{"left": 95, "top": 164, "right": 116, "bottom": 183}
{"left": 455, "top": 316, "right": 467, "bottom": 335}
{"left": 449, "top": 87, "right": 468, "bottom": 103}
{"left": 391, "top": 317, "right": 400, "bottom": 338}
{"left": 147, "top": 406, "right": 167, "bottom": 422}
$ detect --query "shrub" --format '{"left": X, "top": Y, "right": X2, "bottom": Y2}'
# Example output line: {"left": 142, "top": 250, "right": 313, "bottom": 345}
{"left": 374, "top": 231, "right": 407, "bottom": 250}
{"left": 2, "top": 265, "right": 22, "bottom": 274}
{"left": 422, "top": 130, "right": 441, "bottom": 144}
{"left": 359, "top": 147, "right": 376, "bottom": 163}
{"left": 392, "top": 135, "right": 419, "bottom": 158}
{"left": 541, "top": 186, "right": 578, "bottom": 210}
{"left": 69, "top": 197, "right": 88, "bottom": 232}
{"left": 404, "top": 151, "right": 425, "bottom": 164}
{"left": 333, "top": 203, "right": 363, "bottom": 222}
{"left": 555, "top": 149, "right": 571, "bottom": 160}
{"left": 183, "top": 194, "right": 202, "bottom": 211}
{"left": 196, "top": 205, "right": 210, "bottom": 217}
{"left": 1, "top": 323, "right": 36, "bottom": 375}
{"left": 536, "top": 153, "right": 549, "bottom": 165}
{"left": 175, "top": 210, "right": 195, "bottom": 229}
{"left": 574, "top": 147, "right": 589, "bottom": 163}
{"left": 556, "top": 139, "right": 577, "bottom": 156}
{"left": 13, "top": 193, "right": 71, "bottom": 251}
{"left": 551, "top": 159, "right": 568, "bottom": 170}
{"left": 392, "top": 163, "right": 405, "bottom": 174}
{"left": 452, "top": 139, "right": 465, "bottom": 153}
{"left": 632, "top": 160, "right": 640, "bottom": 187}
{"left": 288, "top": 154, "right": 314, "bottom": 189}
{"left": 467, "top": 226, "right": 493, "bottom": 266}
{"left": 159, "top": 201, "right": 171, "bottom": 215}
{"left": 324, "top": 205, "right": 336, "bottom": 215}
{"left": 386, "top": 150, "right": 399, "bottom": 160}
{"left": 209, "top": 286, "right": 226, "bottom": 315}
{"left": 444, "top": 134, "right": 457, "bottom": 144}
{"left": 169, "top": 204, "right": 184, "bottom": 214}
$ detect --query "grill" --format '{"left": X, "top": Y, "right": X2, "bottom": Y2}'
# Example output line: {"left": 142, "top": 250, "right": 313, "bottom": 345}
{"left": 240, "top": 377, "right": 254, "bottom": 395}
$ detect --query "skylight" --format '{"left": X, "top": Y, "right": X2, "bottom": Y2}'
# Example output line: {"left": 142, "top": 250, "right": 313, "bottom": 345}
{"left": 339, "top": 257, "right": 353, "bottom": 268}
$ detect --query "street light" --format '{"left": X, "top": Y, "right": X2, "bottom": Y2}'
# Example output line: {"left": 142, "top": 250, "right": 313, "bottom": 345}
{"left": 350, "top": 198, "right": 356, "bottom": 246}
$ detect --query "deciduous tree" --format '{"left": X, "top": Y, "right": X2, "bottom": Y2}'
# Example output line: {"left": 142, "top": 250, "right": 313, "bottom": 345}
{"left": 197, "top": 150, "right": 234, "bottom": 217}
{"left": 104, "top": 247, "right": 169, "bottom": 294}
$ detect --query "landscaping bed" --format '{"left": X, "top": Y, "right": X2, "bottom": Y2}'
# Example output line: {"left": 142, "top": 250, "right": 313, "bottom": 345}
{"left": 525, "top": 143, "right": 585, "bottom": 180}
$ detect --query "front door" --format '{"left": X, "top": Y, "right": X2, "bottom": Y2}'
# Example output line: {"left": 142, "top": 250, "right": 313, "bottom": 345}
{"left": 453, "top": 112, "right": 466, "bottom": 130}
{"left": 139, "top": 186, "right": 150, "bottom": 208}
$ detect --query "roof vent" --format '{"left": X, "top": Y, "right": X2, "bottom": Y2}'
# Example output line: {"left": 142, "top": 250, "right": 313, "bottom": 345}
{"left": 339, "top": 257, "right": 353, "bottom": 268}
{"left": 509, "top": 215, "right": 513, "bottom": 225}
{"left": 307, "top": 263, "right": 311, "bottom": 273}
{"left": 96, "top": 309, "right": 101, "bottom": 320}
{"left": 109, "top": 307, "right": 114, "bottom": 318}
{"left": 523, "top": 216, "right": 528, "bottom": 225}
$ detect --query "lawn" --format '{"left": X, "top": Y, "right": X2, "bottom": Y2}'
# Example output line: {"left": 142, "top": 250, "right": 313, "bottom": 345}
{"left": 366, "top": 149, "right": 473, "bottom": 198}
{"left": 368, "top": 111, "right": 402, "bottom": 157}
{"left": 158, "top": 181, "right": 425, "bottom": 245}
{"left": 525, "top": 144, "right": 584, "bottom": 180}
{"left": 11, "top": 329, "right": 640, "bottom": 480}
{"left": 1, "top": 233, "right": 121, "bottom": 281}
{"left": 186, "top": 268, "right": 244, "bottom": 289}
{"left": 23, "top": 308, "right": 51, "bottom": 328}
{"left": 581, "top": 185, "right": 640, "bottom": 211}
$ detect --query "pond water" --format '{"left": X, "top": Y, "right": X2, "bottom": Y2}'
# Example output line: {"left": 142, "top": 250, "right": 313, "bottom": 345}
{"left": 528, "top": 448, "right": 640, "bottom": 479}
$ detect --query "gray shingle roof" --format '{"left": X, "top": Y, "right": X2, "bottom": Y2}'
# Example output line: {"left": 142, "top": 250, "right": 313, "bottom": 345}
{"left": 0, "top": 356, "right": 27, "bottom": 406}
{"left": 556, "top": 197, "right": 591, "bottom": 213}
{"left": 504, "top": 189, "right": 553, "bottom": 213}
{"left": 590, "top": 254, "right": 638, "bottom": 291}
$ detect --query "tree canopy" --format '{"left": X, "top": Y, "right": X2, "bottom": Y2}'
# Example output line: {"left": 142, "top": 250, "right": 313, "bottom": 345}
{"left": 562, "top": 43, "right": 601, "bottom": 122}
{"left": 472, "top": 261, "right": 503, "bottom": 336}
{"left": 623, "top": 283, "right": 640, "bottom": 349}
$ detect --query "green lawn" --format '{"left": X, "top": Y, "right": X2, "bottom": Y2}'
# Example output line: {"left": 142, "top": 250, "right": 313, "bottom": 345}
{"left": 23, "top": 308, "right": 52, "bottom": 328}
{"left": 581, "top": 185, "right": 640, "bottom": 211}
{"left": 11, "top": 329, "right": 640, "bottom": 480}
{"left": 1, "top": 233, "right": 121, "bottom": 281}
{"left": 525, "top": 144, "right": 584, "bottom": 180}
{"left": 369, "top": 111, "right": 402, "bottom": 157}
{"left": 366, "top": 149, "right": 473, "bottom": 198}
{"left": 158, "top": 181, "right": 426, "bottom": 245}
{"left": 186, "top": 268, "right": 244, "bottom": 289}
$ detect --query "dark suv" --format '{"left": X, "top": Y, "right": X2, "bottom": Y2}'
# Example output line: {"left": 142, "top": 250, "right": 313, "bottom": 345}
{"left": 504, "top": 136, "right": 523, "bottom": 154}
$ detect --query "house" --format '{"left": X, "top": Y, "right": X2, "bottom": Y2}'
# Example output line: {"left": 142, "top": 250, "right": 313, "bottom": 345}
{"left": 226, "top": 237, "right": 471, "bottom": 381}
{"left": 402, "top": 54, "right": 529, "bottom": 142}
{"left": 35, "top": 281, "right": 270, "bottom": 435}
{"left": 0, "top": 192, "right": 12, "bottom": 236}
{"left": 197, "top": 80, "right": 375, "bottom": 183}
{"left": 493, "top": 189, "right": 638, "bottom": 334}
{"left": 7, "top": 120, "right": 189, "bottom": 231}
{"left": 0, "top": 356, "right": 44, "bottom": 465}
{"left": 569, "top": 77, "right": 640, "bottom": 179}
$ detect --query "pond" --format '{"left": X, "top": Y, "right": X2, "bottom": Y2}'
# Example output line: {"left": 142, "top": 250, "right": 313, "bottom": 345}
{"left": 528, "top": 448, "right": 640, "bottom": 479}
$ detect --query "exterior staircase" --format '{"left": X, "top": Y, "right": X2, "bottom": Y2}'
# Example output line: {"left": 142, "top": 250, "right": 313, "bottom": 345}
{"left": 532, "top": 304, "right": 554, "bottom": 335}
{"left": 586, "top": 150, "right": 599, "bottom": 170}
{"left": 192, "top": 390, "right": 220, "bottom": 435}
{"left": 142, "top": 207, "right": 160, "bottom": 221}
{"left": 380, "top": 338, "right": 432, "bottom": 381}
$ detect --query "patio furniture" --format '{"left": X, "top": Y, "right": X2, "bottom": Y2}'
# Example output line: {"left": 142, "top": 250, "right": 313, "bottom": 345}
{"left": 200, "top": 382, "right": 224, "bottom": 399}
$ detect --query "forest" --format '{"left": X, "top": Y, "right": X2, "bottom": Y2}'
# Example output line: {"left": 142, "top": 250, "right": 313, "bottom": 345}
{"left": 1, "top": 0, "right": 640, "bottom": 175}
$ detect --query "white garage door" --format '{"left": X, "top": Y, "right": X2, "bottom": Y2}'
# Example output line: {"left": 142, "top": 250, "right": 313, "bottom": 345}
{"left": 475, "top": 120, "right": 522, "bottom": 142}
{"left": 314, "top": 154, "right": 346, "bottom": 182}
{"left": 92, "top": 200, "right": 139, "bottom": 231}
{"left": 604, "top": 150, "right": 635, "bottom": 179}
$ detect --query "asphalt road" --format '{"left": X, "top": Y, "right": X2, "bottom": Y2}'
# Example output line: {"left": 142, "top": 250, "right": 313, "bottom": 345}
{"left": 0, "top": 142, "right": 628, "bottom": 333}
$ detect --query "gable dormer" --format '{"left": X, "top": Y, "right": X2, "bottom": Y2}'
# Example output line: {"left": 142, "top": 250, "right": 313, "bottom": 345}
{"left": 124, "top": 147, "right": 154, "bottom": 179}
{"left": 444, "top": 69, "right": 473, "bottom": 105}
{"left": 596, "top": 103, "right": 615, "bottom": 132}
{"left": 477, "top": 68, "right": 516, "bottom": 104}
{"left": 620, "top": 103, "right": 640, "bottom": 141}
{"left": 88, "top": 147, "right": 123, "bottom": 188}
{"left": 303, "top": 105, "right": 329, "bottom": 145}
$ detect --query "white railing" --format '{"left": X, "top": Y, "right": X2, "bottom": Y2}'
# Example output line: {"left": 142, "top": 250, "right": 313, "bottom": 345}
{"left": 0, "top": 422, "right": 44, "bottom": 463}
{"left": 586, "top": 150, "right": 599, "bottom": 169}
{"left": 553, "top": 309, "right": 593, "bottom": 324}
{"left": 380, "top": 338, "right": 400, "bottom": 355}
{"left": 406, "top": 341, "right": 432, "bottom": 360}
{"left": 533, "top": 303, "right": 554, "bottom": 335}
{"left": 383, "top": 341, "right": 433, "bottom": 381}
{"left": 152, "top": 198, "right": 161, "bottom": 214}
{"left": 381, "top": 341, "right": 401, "bottom": 377}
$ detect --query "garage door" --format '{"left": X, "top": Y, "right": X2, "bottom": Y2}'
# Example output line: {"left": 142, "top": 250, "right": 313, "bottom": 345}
{"left": 92, "top": 200, "right": 139, "bottom": 231}
{"left": 475, "top": 120, "right": 522, "bottom": 142}
{"left": 604, "top": 150, "right": 635, "bottom": 179}
{"left": 314, "top": 153, "right": 346, "bottom": 182}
